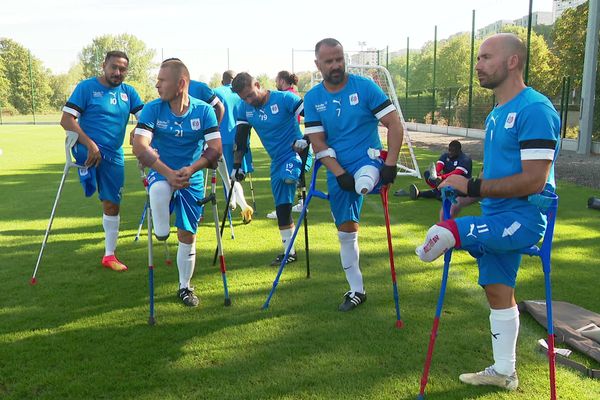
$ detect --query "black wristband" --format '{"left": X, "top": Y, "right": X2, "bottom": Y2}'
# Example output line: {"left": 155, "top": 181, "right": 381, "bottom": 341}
{"left": 467, "top": 178, "right": 482, "bottom": 197}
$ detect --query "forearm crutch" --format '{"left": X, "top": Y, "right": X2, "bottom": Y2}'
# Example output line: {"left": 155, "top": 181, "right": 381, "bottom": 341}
{"left": 141, "top": 171, "right": 156, "bottom": 326}
{"left": 298, "top": 150, "right": 311, "bottom": 279}
{"left": 198, "top": 169, "right": 232, "bottom": 306}
{"left": 380, "top": 185, "right": 403, "bottom": 329}
{"left": 212, "top": 177, "right": 237, "bottom": 266}
{"left": 263, "top": 160, "right": 328, "bottom": 309}
{"left": 31, "top": 131, "right": 84, "bottom": 285}
{"left": 521, "top": 190, "right": 559, "bottom": 400}
{"left": 418, "top": 187, "right": 455, "bottom": 399}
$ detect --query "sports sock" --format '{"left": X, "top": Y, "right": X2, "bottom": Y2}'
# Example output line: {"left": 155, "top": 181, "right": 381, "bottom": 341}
{"left": 338, "top": 231, "right": 364, "bottom": 294}
{"left": 177, "top": 241, "right": 196, "bottom": 290}
{"left": 103, "top": 214, "right": 119, "bottom": 257}
{"left": 280, "top": 227, "right": 295, "bottom": 254}
{"left": 490, "top": 305, "right": 520, "bottom": 376}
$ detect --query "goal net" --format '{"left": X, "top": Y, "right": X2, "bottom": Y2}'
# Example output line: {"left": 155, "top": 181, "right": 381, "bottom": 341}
{"left": 311, "top": 65, "right": 421, "bottom": 178}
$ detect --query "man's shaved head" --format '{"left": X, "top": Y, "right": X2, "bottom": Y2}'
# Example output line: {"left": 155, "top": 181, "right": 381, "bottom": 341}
{"left": 484, "top": 33, "right": 527, "bottom": 71}
{"left": 160, "top": 58, "right": 191, "bottom": 83}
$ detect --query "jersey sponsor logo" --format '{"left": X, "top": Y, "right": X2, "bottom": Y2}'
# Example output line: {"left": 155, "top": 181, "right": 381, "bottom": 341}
{"left": 315, "top": 102, "right": 327, "bottom": 112}
{"left": 502, "top": 221, "right": 521, "bottom": 237}
{"left": 93, "top": 91, "right": 103, "bottom": 98}
{"left": 349, "top": 93, "right": 359, "bottom": 105}
{"left": 157, "top": 120, "right": 169, "bottom": 129}
{"left": 120, "top": 93, "right": 128, "bottom": 102}
{"left": 504, "top": 112, "right": 517, "bottom": 129}
{"left": 270, "top": 104, "right": 279, "bottom": 114}
{"left": 246, "top": 111, "right": 254, "bottom": 118}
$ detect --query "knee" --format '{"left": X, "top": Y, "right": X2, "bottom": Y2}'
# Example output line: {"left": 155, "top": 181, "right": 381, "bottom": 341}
{"left": 103, "top": 201, "right": 119, "bottom": 216}
{"left": 276, "top": 204, "right": 293, "bottom": 227}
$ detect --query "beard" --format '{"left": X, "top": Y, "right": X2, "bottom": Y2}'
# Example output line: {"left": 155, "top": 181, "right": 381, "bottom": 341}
{"left": 323, "top": 67, "right": 346, "bottom": 85}
{"left": 106, "top": 75, "right": 123, "bottom": 87}
{"left": 478, "top": 65, "right": 508, "bottom": 89}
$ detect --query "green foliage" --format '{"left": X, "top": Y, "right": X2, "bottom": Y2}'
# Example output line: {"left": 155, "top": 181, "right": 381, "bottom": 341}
{"left": 208, "top": 72, "right": 221, "bottom": 89}
{"left": 0, "top": 38, "right": 53, "bottom": 114}
{"left": 256, "top": 73, "right": 275, "bottom": 90}
{"left": 78, "top": 34, "right": 157, "bottom": 101}
{"left": 500, "top": 25, "right": 561, "bottom": 98}
{"left": 553, "top": 3, "right": 587, "bottom": 87}
{"left": 48, "top": 64, "right": 83, "bottom": 110}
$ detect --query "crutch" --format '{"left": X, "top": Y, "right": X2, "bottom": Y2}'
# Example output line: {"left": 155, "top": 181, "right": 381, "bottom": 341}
{"left": 248, "top": 173, "right": 257, "bottom": 211}
{"left": 298, "top": 150, "right": 311, "bottom": 278}
{"left": 212, "top": 178, "right": 237, "bottom": 266}
{"left": 418, "top": 187, "right": 455, "bottom": 399}
{"left": 216, "top": 157, "right": 235, "bottom": 239}
{"left": 198, "top": 169, "right": 232, "bottom": 306}
{"left": 137, "top": 168, "right": 172, "bottom": 266}
{"left": 31, "top": 131, "right": 84, "bottom": 285}
{"left": 520, "top": 190, "right": 559, "bottom": 400}
{"left": 263, "top": 160, "right": 329, "bottom": 309}
{"left": 380, "top": 185, "right": 403, "bottom": 329}
{"left": 141, "top": 171, "right": 156, "bottom": 325}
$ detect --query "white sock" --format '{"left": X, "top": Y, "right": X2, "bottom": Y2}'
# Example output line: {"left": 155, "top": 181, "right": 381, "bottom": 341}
{"left": 280, "top": 227, "right": 295, "bottom": 254}
{"left": 233, "top": 182, "right": 249, "bottom": 210}
{"left": 490, "top": 306, "right": 520, "bottom": 376}
{"left": 177, "top": 241, "right": 196, "bottom": 289}
{"left": 338, "top": 231, "right": 364, "bottom": 294}
{"left": 102, "top": 214, "right": 119, "bottom": 257}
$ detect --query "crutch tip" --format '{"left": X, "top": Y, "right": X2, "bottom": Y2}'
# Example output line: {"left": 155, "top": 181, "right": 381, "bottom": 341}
{"left": 30, "top": 277, "right": 37, "bottom": 285}
{"left": 416, "top": 395, "right": 425, "bottom": 400}
{"left": 224, "top": 298, "right": 232, "bottom": 307}
{"left": 396, "top": 320, "right": 404, "bottom": 329}
{"left": 261, "top": 303, "right": 270, "bottom": 310}
{"left": 148, "top": 316, "right": 156, "bottom": 326}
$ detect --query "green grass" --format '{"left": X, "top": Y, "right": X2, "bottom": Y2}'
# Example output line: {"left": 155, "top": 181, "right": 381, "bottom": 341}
{"left": 0, "top": 125, "right": 599, "bottom": 400}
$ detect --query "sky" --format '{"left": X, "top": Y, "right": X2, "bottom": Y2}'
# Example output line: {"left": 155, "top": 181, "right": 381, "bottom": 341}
{"left": 1, "top": 0, "right": 554, "bottom": 81}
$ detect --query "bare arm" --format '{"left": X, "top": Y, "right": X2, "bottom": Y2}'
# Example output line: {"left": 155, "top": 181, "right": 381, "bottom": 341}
{"left": 439, "top": 159, "right": 552, "bottom": 198}
{"left": 60, "top": 112, "right": 101, "bottom": 167}
{"left": 379, "top": 111, "right": 403, "bottom": 166}
{"left": 213, "top": 101, "right": 225, "bottom": 125}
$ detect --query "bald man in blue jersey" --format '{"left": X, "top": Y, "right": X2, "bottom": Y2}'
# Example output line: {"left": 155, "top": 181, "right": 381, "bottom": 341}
{"left": 133, "top": 59, "right": 222, "bottom": 307}
{"left": 416, "top": 33, "right": 561, "bottom": 390}
{"left": 303, "top": 38, "right": 404, "bottom": 312}
{"left": 61, "top": 50, "right": 144, "bottom": 272}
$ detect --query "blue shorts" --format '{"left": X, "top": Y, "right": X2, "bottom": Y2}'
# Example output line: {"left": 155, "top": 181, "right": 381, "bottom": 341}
{"left": 147, "top": 171, "right": 205, "bottom": 234}
{"left": 72, "top": 143, "right": 124, "bottom": 204}
{"left": 222, "top": 143, "right": 251, "bottom": 174}
{"left": 455, "top": 211, "right": 545, "bottom": 287}
{"left": 326, "top": 156, "right": 383, "bottom": 227}
{"left": 270, "top": 154, "right": 303, "bottom": 206}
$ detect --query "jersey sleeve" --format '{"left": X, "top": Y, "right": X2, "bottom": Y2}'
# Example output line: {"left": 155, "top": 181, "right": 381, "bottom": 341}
{"left": 63, "top": 81, "right": 88, "bottom": 118}
{"left": 127, "top": 86, "right": 144, "bottom": 118}
{"left": 366, "top": 80, "right": 395, "bottom": 120}
{"left": 203, "top": 106, "right": 220, "bottom": 142}
{"left": 517, "top": 102, "right": 560, "bottom": 161}
{"left": 134, "top": 102, "right": 157, "bottom": 140}
{"left": 456, "top": 154, "right": 472, "bottom": 176}
{"left": 303, "top": 91, "right": 324, "bottom": 135}
{"left": 235, "top": 102, "right": 250, "bottom": 128}
{"left": 284, "top": 91, "right": 304, "bottom": 119}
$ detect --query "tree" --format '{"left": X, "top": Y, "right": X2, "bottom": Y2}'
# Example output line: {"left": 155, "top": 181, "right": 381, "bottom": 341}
{"left": 0, "top": 38, "right": 52, "bottom": 114}
{"left": 78, "top": 34, "right": 156, "bottom": 101}
{"left": 208, "top": 72, "right": 221, "bottom": 88}
{"left": 0, "top": 56, "right": 9, "bottom": 112}
{"left": 48, "top": 64, "right": 83, "bottom": 110}
{"left": 500, "top": 25, "right": 561, "bottom": 98}
{"left": 256, "top": 73, "right": 275, "bottom": 90}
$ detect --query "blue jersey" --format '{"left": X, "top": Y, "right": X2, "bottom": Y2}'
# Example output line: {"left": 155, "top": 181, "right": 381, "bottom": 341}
{"left": 136, "top": 97, "right": 220, "bottom": 184}
{"left": 63, "top": 77, "right": 144, "bottom": 165}
{"left": 235, "top": 90, "right": 304, "bottom": 164}
{"left": 481, "top": 87, "right": 560, "bottom": 215}
{"left": 437, "top": 152, "right": 472, "bottom": 178}
{"left": 189, "top": 80, "right": 219, "bottom": 107}
{"left": 304, "top": 74, "right": 396, "bottom": 168}
{"left": 214, "top": 84, "right": 242, "bottom": 145}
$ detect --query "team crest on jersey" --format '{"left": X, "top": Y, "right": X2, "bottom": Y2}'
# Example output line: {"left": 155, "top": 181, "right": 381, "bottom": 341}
{"left": 120, "top": 93, "right": 128, "bottom": 102}
{"left": 157, "top": 120, "right": 169, "bottom": 129}
{"left": 504, "top": 112, "right": 517, "bottom": 129}
{"left": 190, "top": 118, "right": 201, "bottom": 131}
{"left": 270, "top": 104, "right": 279, "bottom": 114}
{"left": 349, "top": 93, "right": 359, "bottom": 105}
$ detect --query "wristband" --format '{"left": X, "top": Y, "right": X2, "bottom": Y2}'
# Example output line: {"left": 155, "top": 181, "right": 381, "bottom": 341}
{"left": 467, "top": 178, "right": 482, "bottom": 197}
